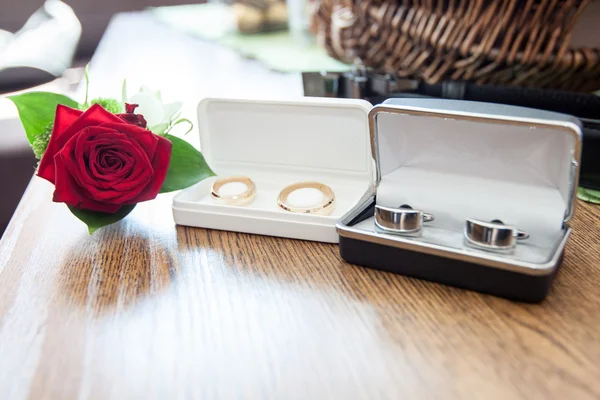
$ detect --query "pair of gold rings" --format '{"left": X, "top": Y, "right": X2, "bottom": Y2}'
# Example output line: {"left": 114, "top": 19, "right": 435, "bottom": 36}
{"left": 210, "top": 176, "right": 335, "bottom": 216}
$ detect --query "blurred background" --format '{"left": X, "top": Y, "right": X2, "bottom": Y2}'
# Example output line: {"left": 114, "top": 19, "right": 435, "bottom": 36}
{"left": 1, "top": 0, "right": 600, "bottom": 237}
{"left": 1, "top": 0, "right": 200, "bottom": 58}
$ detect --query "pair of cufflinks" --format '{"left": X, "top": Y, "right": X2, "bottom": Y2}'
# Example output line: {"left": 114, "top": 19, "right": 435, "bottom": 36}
{"left": 374, "top": 204, "right": 529, "bottom": 252}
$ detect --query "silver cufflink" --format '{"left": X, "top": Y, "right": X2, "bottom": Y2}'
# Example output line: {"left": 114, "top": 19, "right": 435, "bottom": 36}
{"left": 375, "top": 204, "right": 435, "bottom": 236}
{"left": 464, "top": 218, "right": 529, "bottom": 252}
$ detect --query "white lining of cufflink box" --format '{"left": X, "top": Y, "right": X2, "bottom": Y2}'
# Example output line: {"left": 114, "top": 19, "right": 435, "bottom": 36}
{"left": 172, "top": 97, "right": 374, "bottom": 243}
{"left": 347, "top": 99, "right": 581, "bottom": 265}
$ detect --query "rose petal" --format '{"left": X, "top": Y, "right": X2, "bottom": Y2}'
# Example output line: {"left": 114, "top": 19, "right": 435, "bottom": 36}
{"left": 99, "top": 122, "right": 159, "bottom": 161}
{"left": 93, "top": 149, "right": 133, "bottom": 178}
{"left": 60, "top": 128, "right": 122, "bottom": 188}
{"left": 37, "top": 104, "right": 124, "bottom": 184}
{"left": 63, "top": 127, "right": 119, "bottom": 187}
{"left": 65, "top": 128, "right": 152, "bottom": 199}
{"left": 71, "top": 127, "right": 154, "bottom": 203}
{"left": 53, "top": 149, "right": 122, "bottom": 213}
{"left": 117, "top": 112, "right": 147, "bottom": 128}
{"left": 125, "top": 103, "right": 139, "bottom": 114}
{"left": 131, "top": 134, "right": 172, "bottom": 202}
{"left": 37, "top": 105, "right": 83, "bottom": 183}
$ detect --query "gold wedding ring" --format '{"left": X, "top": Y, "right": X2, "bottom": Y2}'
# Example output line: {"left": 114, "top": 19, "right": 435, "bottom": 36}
{"left": 277, "top": 182, "right": 335, "bottom": 215}
{"left": 210, "top": 176, "right": 256, "bottom": 206}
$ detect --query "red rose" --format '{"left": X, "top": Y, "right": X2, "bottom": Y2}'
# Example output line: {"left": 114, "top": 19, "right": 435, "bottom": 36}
{"left": 37, "top": 103, "right": 172, "bottom": 213}
{"left": 117, "top": 103, "right": 148, "bottom": 128}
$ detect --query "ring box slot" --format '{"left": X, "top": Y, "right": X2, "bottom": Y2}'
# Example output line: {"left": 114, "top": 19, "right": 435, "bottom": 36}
{"left": 172, "top": 97, "right": 373, "bottom": 243}
{"left": 337, "top": 99, "right": 582, "bottom": 302}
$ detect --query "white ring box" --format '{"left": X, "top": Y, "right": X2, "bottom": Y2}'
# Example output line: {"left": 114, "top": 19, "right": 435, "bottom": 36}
{"left": 336, "top": 98, "right": 582, "bottom": 302}
{"left": 172, "top": 97, "right": 374, "bottom": 243}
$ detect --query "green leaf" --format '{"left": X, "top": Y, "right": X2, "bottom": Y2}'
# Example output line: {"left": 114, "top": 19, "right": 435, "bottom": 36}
{"left": 577, "top": 187, "right": 600, "bottom": 205}
{"left": 7, "top": 92, "right": 79, "bottom": 145}
{"left": 160, "top": 134, "right": 214, "bottom": 193}
{"left": 68, "top": 205, "right": 136, "bottom": 234}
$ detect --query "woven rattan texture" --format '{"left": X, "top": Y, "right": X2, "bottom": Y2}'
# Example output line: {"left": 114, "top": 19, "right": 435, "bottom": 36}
{"left": 310, "top": 0, "right": 600, "bottom": 92}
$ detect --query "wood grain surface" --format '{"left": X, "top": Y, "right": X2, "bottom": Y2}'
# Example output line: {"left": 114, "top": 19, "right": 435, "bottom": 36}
{"left": 0, "top": 177, "right": 598, "bottom": 400}
{"left": 1, "top": 11, "right": 600, "bottom": 400}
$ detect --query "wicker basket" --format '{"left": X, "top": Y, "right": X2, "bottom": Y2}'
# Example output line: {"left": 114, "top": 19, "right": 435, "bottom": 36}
{"left": 310, "top": 0, "right": 600, "bottom": 92}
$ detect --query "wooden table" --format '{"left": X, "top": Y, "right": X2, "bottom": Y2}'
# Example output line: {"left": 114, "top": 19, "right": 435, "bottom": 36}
{"left": 1, "top": 12, "right": 600, "bottom": 400}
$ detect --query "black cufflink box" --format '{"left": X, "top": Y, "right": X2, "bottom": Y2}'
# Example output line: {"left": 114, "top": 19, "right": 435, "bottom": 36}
{"left": 336, "top": 99, "right": 582, "bottom": 302}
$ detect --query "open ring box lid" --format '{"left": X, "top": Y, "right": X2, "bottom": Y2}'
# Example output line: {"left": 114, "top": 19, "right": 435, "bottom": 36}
{"left": 172, "top": 97, "right": 373, "bottom": 243}
{"left": 336, "top": 98, "right": 582, "bottom": 301}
